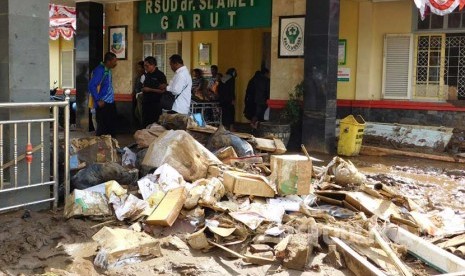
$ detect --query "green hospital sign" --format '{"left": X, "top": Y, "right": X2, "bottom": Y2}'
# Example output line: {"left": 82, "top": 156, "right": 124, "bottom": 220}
{"left": 138, "top": 0, "right": 271, "bottom": 33}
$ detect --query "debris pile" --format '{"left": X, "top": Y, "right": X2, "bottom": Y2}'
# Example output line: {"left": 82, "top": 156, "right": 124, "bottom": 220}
{"left": 66, "top": 114, "right": 465, "bottom": 275}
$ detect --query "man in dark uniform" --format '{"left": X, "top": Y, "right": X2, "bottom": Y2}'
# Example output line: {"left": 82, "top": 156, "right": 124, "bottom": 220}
{"left": 142, "top": 56, "right": 167, "bottom": 128}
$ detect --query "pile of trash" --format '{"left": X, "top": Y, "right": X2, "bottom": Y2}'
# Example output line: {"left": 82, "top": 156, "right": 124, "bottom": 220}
{"left": 66, "top": 114, "right": 465, "bottom": 275}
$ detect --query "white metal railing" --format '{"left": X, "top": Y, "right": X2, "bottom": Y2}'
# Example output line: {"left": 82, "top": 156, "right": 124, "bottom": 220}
{"left": 0, "top": 94, "right": 70, "bottom": 212}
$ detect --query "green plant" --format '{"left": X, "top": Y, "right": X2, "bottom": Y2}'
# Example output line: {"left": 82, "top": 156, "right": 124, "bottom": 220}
{"left": 281, "top": 81, "right": 303, "bottom": 126}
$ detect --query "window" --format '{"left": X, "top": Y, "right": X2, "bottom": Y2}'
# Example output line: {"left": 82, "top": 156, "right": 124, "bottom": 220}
{"left": 382, "top": 34, "right": 413, "bottom": 99}
{"left": 416, "top": 7, "right": 465, "bottom": 30}
{"left": 413, "top": 35, "right": 445, "bottom": 99}
{"left": 412, "top": 34, "right": 465, "bottom": 100}
{"left": 412, "top": 7, "right": 465, "bottom": 100}
{"left": 444, "top": 34, "right": 465, "bottom": 99}
{"left": 143, "top": 40, "right": 180, "bottom": 81}
{"left": 61, "top": 50, "right": 74, "bottom": 88}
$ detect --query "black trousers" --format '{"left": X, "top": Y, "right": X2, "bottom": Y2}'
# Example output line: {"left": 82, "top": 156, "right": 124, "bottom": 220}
{"left": 220, "top": 102, "right": 235, "bottom": 128}
{"left": 142, "top": 93, "right": 162, "bottom": 128}
{"left": 96, "top": 102, "right": 117, "bottom": 136}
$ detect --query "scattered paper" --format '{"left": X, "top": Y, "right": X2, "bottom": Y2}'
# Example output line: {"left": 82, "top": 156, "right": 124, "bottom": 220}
{"left": 122, "top": 147, "right": 137, "bottom": 167}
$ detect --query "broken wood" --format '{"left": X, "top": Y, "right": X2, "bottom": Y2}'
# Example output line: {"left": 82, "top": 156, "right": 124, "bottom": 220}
{"left": 384, "top": 224, "right": 465, "bottom": 273}
{"left": 437, "top": 233, "right": 465, "bottom": 249}
{"left": 359, "top": 184, "right": 384, "bottom": 199}
{"left": 187, "top": 126, "right": 253, "bottom": 139}
{"left": 254, "top": 137, "right": 287, "bottom": 153}
{"left": 273, "top": 138, "right": 287, "bottom": 154}
{"left": 90, "top": 219, "right": 117, "bottom": 229}
{"left": 209, "top": 240, "right": 245, "bottom": 259}
{"left": 331, "top": 237, "right": 387, "bottom": 276}
{"left": 361, "top": 145, "right": 465, "bottom": 164}
{"left": 243, "top": 253, "right": 277, "bottom": 265}
{"left": 370, "top": 227, "right": 412, "bottom": 276}
{"left": 319, "top": 224, "right": 376, "bottom": 248}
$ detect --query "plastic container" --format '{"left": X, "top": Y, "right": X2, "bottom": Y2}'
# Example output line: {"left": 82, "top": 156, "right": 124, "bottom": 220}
{"left": 337, "top": 115, "right": 366, "bottom": 156}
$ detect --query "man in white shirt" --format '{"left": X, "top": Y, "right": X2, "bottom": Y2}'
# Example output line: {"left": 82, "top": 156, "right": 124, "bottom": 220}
{"left": 166, "top": 54, "right": 192, "bottom": 114}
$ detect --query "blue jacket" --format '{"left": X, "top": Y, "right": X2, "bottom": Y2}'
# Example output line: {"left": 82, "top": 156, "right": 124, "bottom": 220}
{"left": 88, "top": 63, "right": 114, "bottom": 107}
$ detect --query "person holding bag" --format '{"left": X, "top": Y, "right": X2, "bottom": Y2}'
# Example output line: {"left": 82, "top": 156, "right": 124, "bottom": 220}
{"left": 88, "top": 52, "right": 118, "bottom": 136}
{"left": 163, "top": 54, "right": 192, "bottom": 114}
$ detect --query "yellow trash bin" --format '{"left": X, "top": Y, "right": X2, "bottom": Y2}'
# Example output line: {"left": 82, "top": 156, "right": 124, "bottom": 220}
{"left": 337, "top": 115, "right": 366, "bottom": 156}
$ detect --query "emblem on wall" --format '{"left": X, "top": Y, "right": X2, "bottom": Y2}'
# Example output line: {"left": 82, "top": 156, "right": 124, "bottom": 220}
{"left": 278, "top": 16, "right": 305, "bottom": 58}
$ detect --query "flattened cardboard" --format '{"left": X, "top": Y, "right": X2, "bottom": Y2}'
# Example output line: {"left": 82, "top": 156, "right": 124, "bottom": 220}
{"left": 223, "top": 171, "right": 276, "bottom": 197}
{"left": 146, "top": 187, "right": 187, "bottom": 226}
{"left": 316, "top": 191, "right": 401, "bottom": 220}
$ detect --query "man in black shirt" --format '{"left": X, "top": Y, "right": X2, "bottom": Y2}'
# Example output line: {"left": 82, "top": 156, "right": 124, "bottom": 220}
{"left": 142, "top": 56, "right": 167, "bottom": 127}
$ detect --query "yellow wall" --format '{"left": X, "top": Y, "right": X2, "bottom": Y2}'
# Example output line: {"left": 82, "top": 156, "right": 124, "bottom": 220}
{"left": 105, "top": 2, "right": 137, "bottom": 94}
{"left": 270, "top": 0, "right": 305, "bottom": 100}
{"left": 49, "top": 40, "right": 60, "bottom": 88}
{"left": 192, "top": 31, "right": 219, "bottom": 71}
{"left": 218, "top": 29, "right": 268, "bottom": 123}
{"left": 356, "top": 0, "right": 412, "bottom": 100}
{"left": 338, "top": 0, "right": 359, "bottom": 99}
{"left": 192, "top": 29, "right": 267, "bottom": 123}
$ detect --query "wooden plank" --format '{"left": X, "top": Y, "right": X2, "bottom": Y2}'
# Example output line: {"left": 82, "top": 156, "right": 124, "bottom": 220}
{"left": 371, "top": 228, "right": 412, "bottom": 276}
{"left": 273, "top": 138, "right": 287, "bottom": 154}
{"left": 361, "top": 145, "right": 465, "bottom": 164}
{"left": 146, "top": 187, "right": 186, "bottom": 226}
{"left": 437, "top": 233, "right": 465, "bottom": 249}
{"left": 331, "top": 237, "right": 387, "bottom": 276}
{"left": 254, "top": 137, "right": 277, "bottom": 152}
{"left": 187, "top": 126, "right": 253, "bottom": 139}
{"left": 384, "top": 224, "right": 465, "bottom": 273}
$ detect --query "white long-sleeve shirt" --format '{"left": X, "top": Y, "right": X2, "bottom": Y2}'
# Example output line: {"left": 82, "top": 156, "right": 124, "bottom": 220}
{"left": 167, "top": 65, "right": 192, "bottom": 114}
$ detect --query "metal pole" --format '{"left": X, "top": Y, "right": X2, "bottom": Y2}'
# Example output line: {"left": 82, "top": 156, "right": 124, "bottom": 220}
{"left": 64, "top": 90, "right": 70, "bottom": 198}
{"left": 52, "top": 106, "right": 59, "bottom": 210}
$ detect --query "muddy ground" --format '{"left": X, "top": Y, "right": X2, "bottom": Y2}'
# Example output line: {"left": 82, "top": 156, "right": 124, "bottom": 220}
{"left": 1, "top": 153, "right": 464, "bottom": 276}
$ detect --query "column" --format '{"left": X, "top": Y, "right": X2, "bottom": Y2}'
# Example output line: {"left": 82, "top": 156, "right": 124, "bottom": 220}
{"left": 0, "top": 0, "right": 51, "bottom": 210}
{"left": 75, "top": 2, "right": 104, "bottom": 131}
{"left": 302, "top": 0, "right": 340, "bottom": 154}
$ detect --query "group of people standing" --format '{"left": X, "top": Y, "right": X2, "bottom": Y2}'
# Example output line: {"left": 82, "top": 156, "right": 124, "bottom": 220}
{"left": 88, "top": 52, "right": 269, "bottom": 136}
{"left": 88, "top": 52, "right": 192, "bottom": 136}
{"left": 191, "top": 65, "right": 238, "bottom": 131}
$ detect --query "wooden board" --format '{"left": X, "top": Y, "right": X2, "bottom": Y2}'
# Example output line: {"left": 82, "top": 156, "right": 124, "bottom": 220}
{"left": 187, "top": 126, "right": 253, "bottom": 139}
{"left": 273, "top": 138, "right": 287, "bottom": 154}
{"left": 146, "top": 187, "right": 187, "bottom": 226}
{"left": 361, "top": 146, "right": 465, "bottom": 164}
{"left": 254, "top": 137, "right": 277, "bottom": 152}
{"left": 384, "top": 224, "right": 465, "bottom": 273}
{"left": 331, "top": 237, "right": 387, "bottom": 276}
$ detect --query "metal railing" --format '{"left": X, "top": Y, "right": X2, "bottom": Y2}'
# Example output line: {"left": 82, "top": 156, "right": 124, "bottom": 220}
{"left": 0, "top": 93, "right": 70, "bottom": 212}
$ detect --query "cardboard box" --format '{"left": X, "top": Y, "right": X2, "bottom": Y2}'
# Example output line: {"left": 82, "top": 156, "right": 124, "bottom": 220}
{"left": 92, "top": 226, "right": 161, "bottom": 269}
{"left": 223, "top": 171, "right": 276, "bottom": 197}
{"left": 146, "top": 187, "right": 187, "bottom": 226}
{"left": 269, "top": 155, "right": 313, "bottom": 195}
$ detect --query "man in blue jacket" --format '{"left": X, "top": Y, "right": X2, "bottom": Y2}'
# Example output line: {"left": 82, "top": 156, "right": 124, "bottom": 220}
{"left": 88, "top": 52, "right": 118, "bottom": 136}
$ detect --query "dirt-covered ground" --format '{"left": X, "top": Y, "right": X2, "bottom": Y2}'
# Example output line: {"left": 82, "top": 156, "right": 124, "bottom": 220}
{"left": 1, "top": 152, "right": 465, "bottom": 276}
